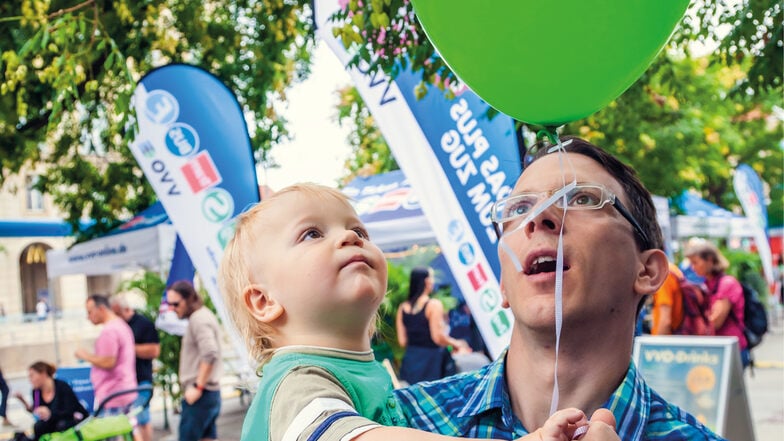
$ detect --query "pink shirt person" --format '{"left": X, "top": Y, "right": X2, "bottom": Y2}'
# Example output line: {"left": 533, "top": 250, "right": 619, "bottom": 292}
{"left": 91, "top": 317, "right": 137, "bottom": 408}
{"left": 76, "top": 295, "right": 138, "bottom": 410}
{"left": 706, "top": 275, "right": 747, "bottom": 349}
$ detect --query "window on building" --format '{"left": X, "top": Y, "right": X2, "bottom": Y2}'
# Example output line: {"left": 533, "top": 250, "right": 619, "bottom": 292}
{"left": 26, "top": 175, "right": 44, "bottom": 211}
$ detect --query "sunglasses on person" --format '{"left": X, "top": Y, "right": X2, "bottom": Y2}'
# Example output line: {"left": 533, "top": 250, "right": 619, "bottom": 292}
{"left": 168, "top": 301, "right": 182, "bottom": 308}
{"left": 490, "top": 183, "right": 651, "bottom": 249}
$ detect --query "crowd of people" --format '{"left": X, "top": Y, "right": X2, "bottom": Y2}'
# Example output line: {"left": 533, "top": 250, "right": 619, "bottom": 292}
{"left": 643, "top": 239, "right": 770, "bottom": 368}
{"left": 4, "top": 136, "right": 777, "bottom": 441}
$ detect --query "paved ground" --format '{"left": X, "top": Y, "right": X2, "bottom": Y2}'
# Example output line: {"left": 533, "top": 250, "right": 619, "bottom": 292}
{"left": 2, "top": 311, "right": 783, "bottom": 440}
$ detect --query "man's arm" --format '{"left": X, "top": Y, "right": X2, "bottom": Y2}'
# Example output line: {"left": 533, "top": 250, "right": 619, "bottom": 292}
{"left": 654, "top": 304, "right": 673, "bottom": 335}
{"left": 135, "top": 342, "right": 160, "bottom": 360}
{"left": 74, "top": 348, "right": 117, "bottom": 369}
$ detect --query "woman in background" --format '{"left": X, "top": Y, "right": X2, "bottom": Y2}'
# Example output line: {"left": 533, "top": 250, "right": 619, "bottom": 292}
{"left": 14, "top": 361, "right": 87, "bottom": 440}
{"left": 685, "top": 241, "right": 750, "bottom": 367}
{"left": 396, "top": 267, "right": 470, "bottom": 385}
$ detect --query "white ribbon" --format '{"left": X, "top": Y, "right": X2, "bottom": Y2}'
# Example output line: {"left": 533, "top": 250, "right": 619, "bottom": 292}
{"left": 498, "top": 137, "right": 575, "bottom": 416}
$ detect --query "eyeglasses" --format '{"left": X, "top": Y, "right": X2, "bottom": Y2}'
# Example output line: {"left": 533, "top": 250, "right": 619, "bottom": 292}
{"left": 168, "top": 301, "right": 181, "bottom": 308}
{"left": 490, "top": 183, "right": 651, "bottom": 249}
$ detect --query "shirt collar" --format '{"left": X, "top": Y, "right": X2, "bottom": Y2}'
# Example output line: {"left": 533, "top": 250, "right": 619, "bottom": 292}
{"left": 604, "top": 362, "right": 650, "bottom": 441}
{"left": 454, "top": 350, "right": 524, "bottom": 433}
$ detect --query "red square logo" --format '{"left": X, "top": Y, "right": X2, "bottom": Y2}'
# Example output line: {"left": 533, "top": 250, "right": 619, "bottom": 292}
{"left": 466, "top": 264, "right": 488, "bottom": 290}
{"left": 181, "top": 151, "right": 222, "bottom": 193}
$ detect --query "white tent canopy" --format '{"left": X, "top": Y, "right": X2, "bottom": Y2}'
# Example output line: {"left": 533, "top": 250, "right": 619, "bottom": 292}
{"left": 46, "top": 204, "right": 176, "bottom": 278}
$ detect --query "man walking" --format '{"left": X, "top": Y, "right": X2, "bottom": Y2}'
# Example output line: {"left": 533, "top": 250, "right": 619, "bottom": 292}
{"left": 166, "top": 281, "right": 222, "bottom": 441}
{"left": 75, "top": 294, "right": 137, "bottom": 412}
{"left": 110, "top": 294, "right": 160, "bottom": 441}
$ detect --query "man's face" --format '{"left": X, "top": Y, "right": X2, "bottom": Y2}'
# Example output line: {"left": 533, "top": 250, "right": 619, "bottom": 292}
{"left": 498, "top": 152, "right": 644, "bottom": 331}
{"left": 247, "top": 191, "right": 388, "bottom": 337}
{"left": 85, "top": 299, "right": 103, "bottom": 325}
{"left": 166, "top": 290, "right": 187, "bottom": 319}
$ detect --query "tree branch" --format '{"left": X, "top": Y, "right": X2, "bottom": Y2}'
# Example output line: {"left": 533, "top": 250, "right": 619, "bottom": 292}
{"left": 48, "top": 0, "right": 95, "bottom": 19}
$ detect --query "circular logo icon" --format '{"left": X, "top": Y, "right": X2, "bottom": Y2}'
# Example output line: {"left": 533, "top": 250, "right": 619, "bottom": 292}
{"left": 144, "top": 90, "right": 179, "bottom": 125}
{"left": 201, "top": 188, "right": 234, "bottom": 224}
{"left": 448, "top": 220, "right": 465, "bottom": 242}
{"left": 457, "top": 242, "right": 476, "bottom": 265}
{"left": 165, "top": 123, "right": 200, "bottom": 157}
{"left": 479, "top": 288, "right": 500, "bottom": 312}
{"left": 686, "top": 365, "right": 716, "bottom": 395}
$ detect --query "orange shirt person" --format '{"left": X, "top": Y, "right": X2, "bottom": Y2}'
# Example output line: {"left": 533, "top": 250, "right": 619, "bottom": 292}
{"left": 650, "top": 263, "right": 685, "bottom": 335}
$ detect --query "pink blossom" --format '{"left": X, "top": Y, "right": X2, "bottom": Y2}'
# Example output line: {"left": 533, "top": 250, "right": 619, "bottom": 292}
{"left": 338, "top": 0, "right": 349, "bottom": 10}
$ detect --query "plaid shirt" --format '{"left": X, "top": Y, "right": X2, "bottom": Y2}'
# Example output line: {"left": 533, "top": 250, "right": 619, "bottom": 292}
{"left": 393, "top": 354, "right": 726, "bottom": 440}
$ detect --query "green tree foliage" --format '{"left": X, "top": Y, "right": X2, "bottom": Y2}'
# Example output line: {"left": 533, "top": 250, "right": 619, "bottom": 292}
{"left": 0, "top": 0, "right": 315, "bottom": 240}
{"left": 330, "top": 0, "right": 782, "bottom": 219}
{"left": 334, "top": 84, "right": 397, "bottom": 185}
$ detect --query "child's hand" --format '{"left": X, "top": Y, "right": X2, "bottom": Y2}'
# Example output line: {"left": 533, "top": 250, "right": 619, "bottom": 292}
{"left": 516, "top": 408, "right": 586, "bottom": 441}
{"left": 518, "top": 407, "right": 618, "bottom": 441}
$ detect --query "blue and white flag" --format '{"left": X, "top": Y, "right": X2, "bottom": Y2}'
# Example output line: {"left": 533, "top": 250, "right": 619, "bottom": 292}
{"left": 317, "top": 0, "right": 522, "bottom": 357}
{"left": 130, "top": 64, "right": 260, "bottom": 374}
{"left": 734, "top": 164, "right": 773, "bottom": 285}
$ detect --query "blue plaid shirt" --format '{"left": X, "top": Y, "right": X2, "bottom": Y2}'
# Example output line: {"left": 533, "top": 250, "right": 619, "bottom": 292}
{"left": 393, "top": 354, "right": 726, "bottom": 440}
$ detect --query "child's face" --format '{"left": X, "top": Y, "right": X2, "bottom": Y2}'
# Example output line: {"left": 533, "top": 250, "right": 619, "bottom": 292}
{"left": 249, "top": 191, "right": 388, "bottom": 342}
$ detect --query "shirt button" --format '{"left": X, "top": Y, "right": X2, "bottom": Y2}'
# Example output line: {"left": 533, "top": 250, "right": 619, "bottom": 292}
{"left": 387, "top": 398, "right": 397, "bottom": 408}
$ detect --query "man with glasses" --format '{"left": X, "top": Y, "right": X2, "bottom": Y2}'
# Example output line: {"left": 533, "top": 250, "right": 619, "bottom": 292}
{"left": 393, "top": 137, "right": 724, "bottom": 440}
{"left": 166, "top": 280, "right": 223, "bottom": 441}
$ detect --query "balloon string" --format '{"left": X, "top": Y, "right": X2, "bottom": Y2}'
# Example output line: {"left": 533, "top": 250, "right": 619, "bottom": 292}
{"left": 549, "top": 138, "right": 575, "bottom": 416}
{"left": 537, "top": 127, "right": 560, "bottom": 146}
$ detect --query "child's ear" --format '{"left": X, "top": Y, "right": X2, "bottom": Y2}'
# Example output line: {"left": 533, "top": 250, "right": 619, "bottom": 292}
{"left": 243, "top": 285, "right": 284, "bottom": 323}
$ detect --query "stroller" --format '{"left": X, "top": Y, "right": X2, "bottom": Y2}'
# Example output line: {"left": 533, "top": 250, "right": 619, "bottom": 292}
{"left": 39, "top": 384, "right": 154, "bottom": 441}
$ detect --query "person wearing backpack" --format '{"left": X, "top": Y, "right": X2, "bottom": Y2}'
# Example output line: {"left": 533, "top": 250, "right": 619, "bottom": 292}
{"left": 685, "top": 241, "right": 750, "bottom": 368}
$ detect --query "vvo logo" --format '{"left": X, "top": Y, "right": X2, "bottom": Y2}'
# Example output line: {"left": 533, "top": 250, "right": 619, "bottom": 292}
{"left": 165, "top": 123, "right": 200, "bottom": 157}
{"left": 144, "top": 90, "right": 179, "bottom": 125}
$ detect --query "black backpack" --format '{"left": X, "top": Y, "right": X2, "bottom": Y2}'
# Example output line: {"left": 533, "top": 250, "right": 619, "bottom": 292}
{"left": 737, "top": 281, "right": 768, "bottom": 349}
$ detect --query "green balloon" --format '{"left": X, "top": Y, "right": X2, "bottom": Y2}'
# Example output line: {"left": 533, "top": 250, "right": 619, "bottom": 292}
{"left": 410, "top": 0, "right": 690, "bottom": 126}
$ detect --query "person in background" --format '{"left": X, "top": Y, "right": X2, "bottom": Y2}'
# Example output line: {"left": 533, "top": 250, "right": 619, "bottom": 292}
{"left": 393, "top": 136, "right": 723, "bottom": 439}
{"left": 166, "top": 280, "right": 222, "bottom": 441}
{"left": 396, "top": 267, "right": 471, "bottom": 385}
{"left": 110, "top": 293, "right": 160, "bottom": 441}
{"left": 650, "top": 263, "right": 685, "bottom": 335}
{"left": 685, "top": 241, "right": 750, "bottom": 367}
{"left": 13, "top": 361, "right": 88, "bottom": 440}
{"left": 1, "top": 366, "right": 11, "bottom": 426}
{"left": 35, "top": 299, "right": 47, "bottom": 321}
{"left": 75, "top": 294, "right": 137, "bottom": 411}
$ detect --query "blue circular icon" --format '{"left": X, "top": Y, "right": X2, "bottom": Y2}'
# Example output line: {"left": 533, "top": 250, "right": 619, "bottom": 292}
{"left": 448, "top": 220, "right": 465, "bottom": 242}
{"left": 165, "top": 123, "right": 200, "bottom": 157}
{"left": 457, "top": 242, "right": 476, "bottom": 265}
{"left": 144, "top": 90, "right": 179, "bottom": 125}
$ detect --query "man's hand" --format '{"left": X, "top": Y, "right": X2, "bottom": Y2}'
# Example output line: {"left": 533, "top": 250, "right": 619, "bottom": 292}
{"left": 184, "top": 384, "right": 203, "bottom": 405}
{"left": 74, "top": 348, "right": 90, "bottom": 361}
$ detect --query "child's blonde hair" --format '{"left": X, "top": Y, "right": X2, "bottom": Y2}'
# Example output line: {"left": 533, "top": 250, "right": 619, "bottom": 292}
{"left": 218, "top": 183, "right": 360, "bottom": 365}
